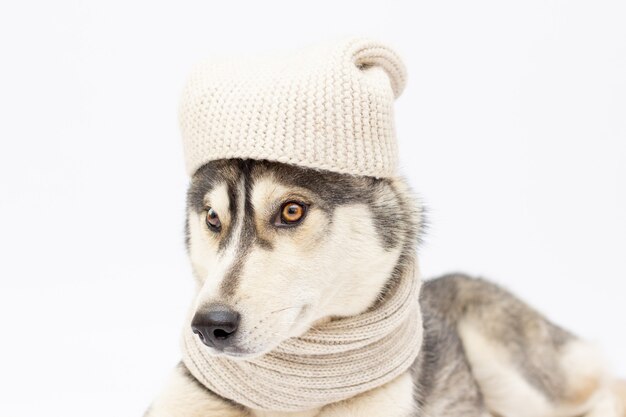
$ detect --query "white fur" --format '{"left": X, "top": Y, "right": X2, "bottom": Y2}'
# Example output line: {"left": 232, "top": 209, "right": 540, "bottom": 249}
{"left": 188, "top": 175, "right": 403, "bottom": 357}
{"left": 458, "top": 321, "right": 554, "bottom": 417}
{"left": 459, "top": 321, "right": 621, "bottom": 417}
{"left": 148, "top": 366, "right": 245, "bottom": 417}
{"left": 188, "top": 182, "right": 231, "bottom": 284}
{"left": 196, "top": 180, "right": 245, "bottom": 300}
{"left": 150, "top": 367, "right": 416, "bottom": 417}
{"left": 150, "top": 172, "right": 623, "bottom": 417}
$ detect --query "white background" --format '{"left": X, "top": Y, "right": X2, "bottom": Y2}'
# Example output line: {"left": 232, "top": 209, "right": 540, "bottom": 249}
{"left": 0, "top": 1, "right": 624, "bottom": 416}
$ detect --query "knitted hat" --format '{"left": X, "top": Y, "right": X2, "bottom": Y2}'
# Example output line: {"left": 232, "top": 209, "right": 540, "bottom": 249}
{"left": 179, "top": 37, "right": 407, "bottom": 178}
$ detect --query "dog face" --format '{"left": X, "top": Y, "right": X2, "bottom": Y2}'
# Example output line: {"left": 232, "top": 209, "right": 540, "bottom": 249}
{"left": 185, "top": 159, "right": 421, "bottom": 358}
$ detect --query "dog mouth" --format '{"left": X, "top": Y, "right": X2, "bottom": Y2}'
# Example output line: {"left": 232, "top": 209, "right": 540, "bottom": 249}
{"left": 192, "top": 304, "right": 311, "bottom": 359}
{"left": 199, "top": 340, "right": 278, "bottom": 360}
{"left": 213, "top": 345, "right": 259, "bottom": 359}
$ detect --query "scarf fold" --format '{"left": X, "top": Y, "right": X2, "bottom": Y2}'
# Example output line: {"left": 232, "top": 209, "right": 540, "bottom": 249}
{"left": 181, "top": 262, "right": 423, "bottom": 412}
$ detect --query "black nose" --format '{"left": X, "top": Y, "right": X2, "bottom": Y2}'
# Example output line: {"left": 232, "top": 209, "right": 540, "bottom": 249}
{"left": 191, "top": 306, "right": 240, "bottom": 348}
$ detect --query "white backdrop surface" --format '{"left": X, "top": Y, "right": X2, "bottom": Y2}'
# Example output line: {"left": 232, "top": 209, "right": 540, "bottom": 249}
{"left": 0, "top": 1, "right": 624, "bottom": 416}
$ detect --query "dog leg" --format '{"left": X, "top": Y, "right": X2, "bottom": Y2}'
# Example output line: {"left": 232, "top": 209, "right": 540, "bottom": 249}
{"left": 583, "top": 380, "right": 626, "bottom": 417}
{"left": 422, "top": 275, "right": 619, "bottom": 417}
{"left": 459, "top": 322, "right": 617, "bottom": 417}
{"left": 145, "top": 363, "right": 248, "bottom": 417}
{"left": 421, "top": 275, "right": 624, "bottom": 417}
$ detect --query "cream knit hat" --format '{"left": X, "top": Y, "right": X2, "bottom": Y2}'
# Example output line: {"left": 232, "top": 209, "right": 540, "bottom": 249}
{"left": 179, "top": 37, "right": 406, "bottom": 177}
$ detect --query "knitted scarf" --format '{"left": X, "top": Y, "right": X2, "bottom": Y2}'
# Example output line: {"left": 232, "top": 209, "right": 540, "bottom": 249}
{"left": 181, "top": 261, "right": 423, "bottom": 412}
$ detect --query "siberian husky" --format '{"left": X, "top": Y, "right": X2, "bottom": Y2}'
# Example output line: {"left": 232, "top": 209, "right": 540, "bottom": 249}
{"left": 147, "top": 159, "right": 626, "bottom": 417}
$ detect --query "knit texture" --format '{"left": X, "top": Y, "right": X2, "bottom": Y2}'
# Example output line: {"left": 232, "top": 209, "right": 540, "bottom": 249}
{"left": 182, "top": 260, "right": 422, "bottom": 411}
{"left": 179, "top": 37, "right": 407, "bottom": 178}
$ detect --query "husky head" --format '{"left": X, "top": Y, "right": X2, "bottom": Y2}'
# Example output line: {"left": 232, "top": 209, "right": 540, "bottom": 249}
{"left": 185, "top": 159, "right": 422, "bottom": 358}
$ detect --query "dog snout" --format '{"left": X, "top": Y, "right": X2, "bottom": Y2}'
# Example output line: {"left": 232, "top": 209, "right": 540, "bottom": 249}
{"left": 191, "top": 305, "right": 240, "bottom": 348}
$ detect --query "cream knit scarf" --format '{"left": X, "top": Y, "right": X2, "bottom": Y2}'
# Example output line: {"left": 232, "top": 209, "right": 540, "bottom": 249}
{"left": 181, "top": 261, "right": 423, "bottom": 412}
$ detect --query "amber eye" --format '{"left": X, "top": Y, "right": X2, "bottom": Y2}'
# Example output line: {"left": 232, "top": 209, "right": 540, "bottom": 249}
{"left": 205, "top": 207, "right": 221, "bottom": 231}
{"left": 276, "top": 201, "right": 307, "bottom": 226}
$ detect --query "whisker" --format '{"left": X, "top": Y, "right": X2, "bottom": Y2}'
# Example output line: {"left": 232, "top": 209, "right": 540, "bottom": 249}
{"left": 269, "top": 306, "right": 301, "bottom": 314}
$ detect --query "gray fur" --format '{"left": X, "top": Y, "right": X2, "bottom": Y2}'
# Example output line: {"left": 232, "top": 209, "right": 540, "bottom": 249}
{"left": 186, "top": 159, "right": 421, "bottom": 301}
{"left": 187, "top": 159, "right": 416, "bottom": 253}
{"left": 419, "top": 274, "right": 575, "bottom": 404}
{"left": 412, "top": 313, "right": 488, "bottom": 416}
{"left": 150, "top": 159, "right": 614, "bottom": 417}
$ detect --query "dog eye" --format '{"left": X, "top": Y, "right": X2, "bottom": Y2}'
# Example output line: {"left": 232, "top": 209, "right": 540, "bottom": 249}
{"left": 275, "top": 202, "right": 307, "bottom": 227}
{"left": 205, "top": 207, "right": 221, "bottom": 232}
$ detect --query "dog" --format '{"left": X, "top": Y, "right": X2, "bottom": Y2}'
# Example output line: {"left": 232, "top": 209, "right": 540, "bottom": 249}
{"left": 146, "top": 158, "right": 625, "bottom": 417}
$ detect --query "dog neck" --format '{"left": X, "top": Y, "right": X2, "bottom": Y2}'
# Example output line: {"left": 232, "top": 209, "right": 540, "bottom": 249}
{"left": 181, "top": 254, "right": 423, "bottom": 412}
